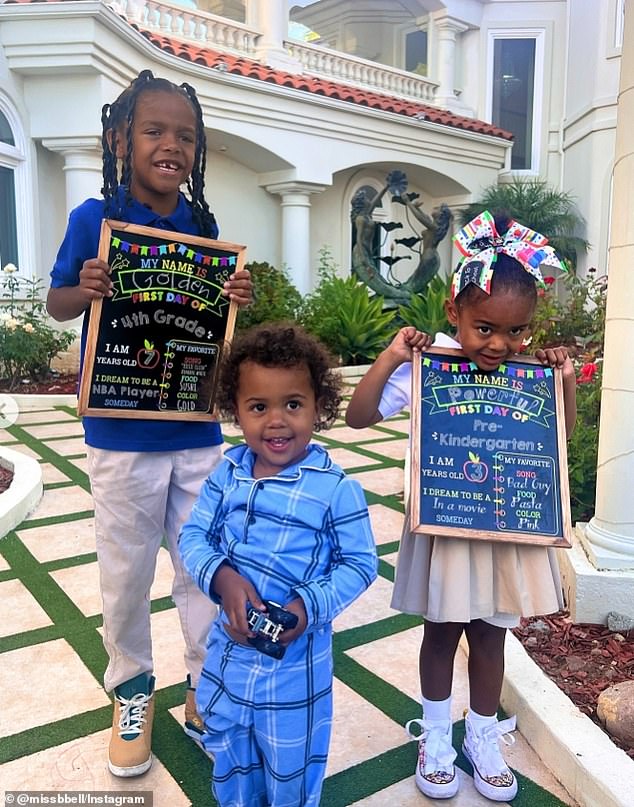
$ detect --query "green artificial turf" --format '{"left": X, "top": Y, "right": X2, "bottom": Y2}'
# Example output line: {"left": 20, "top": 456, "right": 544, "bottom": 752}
{"left": 0, "top": 406, "right": 570, "bottom": 806}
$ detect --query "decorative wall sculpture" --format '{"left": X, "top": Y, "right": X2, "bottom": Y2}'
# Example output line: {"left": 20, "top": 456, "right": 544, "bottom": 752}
{"left": 351, "top": 170, "right": 453, "bottom": 304}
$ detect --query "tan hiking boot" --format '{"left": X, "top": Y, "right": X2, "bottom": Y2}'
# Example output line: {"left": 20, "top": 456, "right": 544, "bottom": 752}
{"left": 183, "top": 674, "right": 212, "bottom": 757}
{"left": 108, "top": 674, "right": 155, "bottom": 777}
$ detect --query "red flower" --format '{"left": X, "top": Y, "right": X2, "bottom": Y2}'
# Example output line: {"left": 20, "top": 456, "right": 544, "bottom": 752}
{"left": 543, "top": 276, "right": 556, "bottom": 285}
{"left": 577, "top": 362, "right": 598, "bottom": 384}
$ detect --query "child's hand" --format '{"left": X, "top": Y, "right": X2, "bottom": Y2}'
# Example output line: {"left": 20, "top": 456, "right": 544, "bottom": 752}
{"left": 78, "top": 258, "right": 113, "bottom": 303}
{"left": 534, "top": 346, "right": 575, "bottom": 381}
{"left": 223, "top": 269, "right": 252, "bottom": 306}
{"left": 386, "top": 326, "right": 433, "bottom": 363}
{"left": 212, "top": 564, "right": 265, "bottom": 638}
{"left": 278, "top": 597, "right": 308, "bottom": 645}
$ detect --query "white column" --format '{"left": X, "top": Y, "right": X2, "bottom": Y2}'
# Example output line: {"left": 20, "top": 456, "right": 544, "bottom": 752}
{"left": 41, "top": 137, "right": 102, "bottom": 215}
{"left": 246, "top": 0, "right": 301, "bottom": 72}
{"left": 264, "top": 181, "right": 325, "bottom": 296}
{"left": 582, "top": 0, "right": 634, "bottom": 571}
{"left": 433, "top": 15, "right": 468, "bottom": 112}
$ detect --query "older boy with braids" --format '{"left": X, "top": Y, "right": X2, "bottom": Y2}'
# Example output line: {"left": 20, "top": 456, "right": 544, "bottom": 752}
{"left": 47, "top": 70, "right": 252, "bottom": 777}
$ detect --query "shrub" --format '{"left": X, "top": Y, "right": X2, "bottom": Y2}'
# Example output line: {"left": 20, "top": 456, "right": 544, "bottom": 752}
{"left": 397, "top": 273, "right": 452, "bottom": 335}
{"left": 297, "top": 247, "right": 341, "bottom": 342}
{"left": 529, "top": 268, "right": 606, "bottom": 522}
{"left": 568, "top": 363, "right": 601, "bottom": 522}
{"left": 329, "top": 278, "right": 397, "bottom": 365}
{"left": 458, "top": 178, "right": 588, "bottom": 268}
{"left": 0, "top": 264, "right": 75, "bottom": 391}
{"left": 299, "top": 248, "right": 396, "bottom": 364}
{"left": 236, "top": 261, "right": 302, "bottom": 331}
{"left": 530, "top": 268, "right": 606, "bottom": 354}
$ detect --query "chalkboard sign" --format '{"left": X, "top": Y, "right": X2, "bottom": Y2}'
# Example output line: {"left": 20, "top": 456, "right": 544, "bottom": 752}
{"left": 77, "top": 220, "right": 246, "bottom": 420}
{"left": 410, "top": 348, "right": 572, "bottom": 546}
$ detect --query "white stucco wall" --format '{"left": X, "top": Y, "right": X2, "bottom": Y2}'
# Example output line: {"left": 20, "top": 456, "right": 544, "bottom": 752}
{"left": 562, "top": 0, "right": 622, "bottom": 276}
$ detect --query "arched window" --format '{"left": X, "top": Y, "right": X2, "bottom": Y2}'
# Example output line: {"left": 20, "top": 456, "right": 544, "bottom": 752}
{"left": 0, "top": 109, "right": 19, "bottom": 269}
{"left": 0, "top": 100, "right": 33, "bottom": 277}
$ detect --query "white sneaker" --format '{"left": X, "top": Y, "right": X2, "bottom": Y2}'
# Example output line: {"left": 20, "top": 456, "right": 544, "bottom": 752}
{"left": 462, "top": 712, "right": 518, "bottom": 802}
{"left": 406, "top": 718, "right": 459, "bottom": 799}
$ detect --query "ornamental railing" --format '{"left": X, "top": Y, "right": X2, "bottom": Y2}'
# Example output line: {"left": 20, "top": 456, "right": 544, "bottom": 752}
{"left": 107, "top": 0, "right": 438, "bottom": 102}
{"left": 285, "top": 39, "right": 437, "bottom": 103}
{"left": 107, "top": 0, "right": 259, "bottom": 55}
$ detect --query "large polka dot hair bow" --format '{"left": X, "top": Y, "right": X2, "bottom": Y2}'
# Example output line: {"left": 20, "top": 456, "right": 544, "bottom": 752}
{"left": 451, "top": 210, "right": 566, "bottom": 300}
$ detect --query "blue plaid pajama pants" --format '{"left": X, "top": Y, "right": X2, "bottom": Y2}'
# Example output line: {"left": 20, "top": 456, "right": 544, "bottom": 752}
{"left": 198, "top": 624, "right": 333, "bottom": 807}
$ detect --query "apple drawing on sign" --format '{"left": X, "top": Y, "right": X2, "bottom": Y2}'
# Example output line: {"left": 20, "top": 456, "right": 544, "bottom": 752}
{"left": 463, "top": 452, "right": 488, "bottom": 483}
{"left": 137, "top": 339, "right": 160, "bottom": 369}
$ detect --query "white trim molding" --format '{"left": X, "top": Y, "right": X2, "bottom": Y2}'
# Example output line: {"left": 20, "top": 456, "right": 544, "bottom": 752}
{"left": 0, "top": 93, "right": 36, "bottom": 279}
{"left": 486, "top": 27, "right": 545, "bottom": 175}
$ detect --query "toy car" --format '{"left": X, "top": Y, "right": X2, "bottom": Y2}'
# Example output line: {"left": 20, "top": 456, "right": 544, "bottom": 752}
{"left": 246, "top": 600, "right": 298, "bottom": 659}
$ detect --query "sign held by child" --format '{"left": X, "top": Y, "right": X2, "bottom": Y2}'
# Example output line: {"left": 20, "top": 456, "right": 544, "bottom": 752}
{"left": 410, "top": 347, "right": 573, "bottom": 546}
{"left": 78, "top": 220, "right": 246, "bottom": 420}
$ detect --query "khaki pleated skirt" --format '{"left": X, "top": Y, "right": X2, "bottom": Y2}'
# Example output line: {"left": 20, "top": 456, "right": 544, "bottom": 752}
{"left": 391, "top": 511, "right": 564, "bottom": 623}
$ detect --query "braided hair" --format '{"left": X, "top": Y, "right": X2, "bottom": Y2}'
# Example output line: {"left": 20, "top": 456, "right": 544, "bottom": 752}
{"left": 100, "top": 69, "right": 217, "bottom": 237}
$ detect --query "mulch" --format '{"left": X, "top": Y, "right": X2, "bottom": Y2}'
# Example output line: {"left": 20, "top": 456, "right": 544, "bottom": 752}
{"left": 0, "top": 465, "right": 13, "bottom": 495}
{"left": 513, "top": 611, "right": 634, "bottom": 758}
{"left": 0, "top": 373, "right": 79, "bottom": 396}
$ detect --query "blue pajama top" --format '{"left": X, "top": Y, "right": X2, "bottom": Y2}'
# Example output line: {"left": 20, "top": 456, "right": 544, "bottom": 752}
{"left": 179, "top": 443, "right": 378, "bottom": 635}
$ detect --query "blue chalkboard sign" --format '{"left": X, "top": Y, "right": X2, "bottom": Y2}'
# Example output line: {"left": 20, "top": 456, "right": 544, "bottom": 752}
{"left": 410, "top": 348, "right": 572, "bottom": 546}
{"left": 78, "top": 220, "right": 245, "bottom": 421}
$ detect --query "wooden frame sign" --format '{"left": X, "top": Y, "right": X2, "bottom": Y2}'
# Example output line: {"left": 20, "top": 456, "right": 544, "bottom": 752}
{"left": 78, "top": 220, "right": 246, "bottom": 420}
{"left": 410, "top": 348, "right": 572, "bottom": 546}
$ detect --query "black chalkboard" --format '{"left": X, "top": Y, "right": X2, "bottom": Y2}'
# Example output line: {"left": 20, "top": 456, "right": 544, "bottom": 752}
{"left": 410, "top": 348, "right": 572, "bottom": 546}
{"left": 77, "top": 220, "right": 246, "bottom": 420}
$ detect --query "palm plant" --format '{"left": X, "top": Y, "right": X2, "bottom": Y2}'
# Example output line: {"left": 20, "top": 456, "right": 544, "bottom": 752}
{"left": 397, "top": 272, "right": 453, "bottom": 336}
{"left": 459, "top": 179, "right": 588, "bottom": 267}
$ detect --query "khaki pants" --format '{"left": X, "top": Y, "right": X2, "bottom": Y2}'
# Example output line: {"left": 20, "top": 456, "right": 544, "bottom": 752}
{"left": 87, "top": 445, "right": 221, "bottom": 692}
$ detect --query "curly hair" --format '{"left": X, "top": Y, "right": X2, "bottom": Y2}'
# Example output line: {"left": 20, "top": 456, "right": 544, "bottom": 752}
{"left": 216, "top": 323, "right": 342, "bottom": 431}
{"left": 100, "top": 69, "right": 217, "bottom": 237}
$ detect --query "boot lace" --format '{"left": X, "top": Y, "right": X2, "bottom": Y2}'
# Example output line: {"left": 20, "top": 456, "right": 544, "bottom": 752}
{"left": 116, "top": 691, "right": 151, "bottom": 738}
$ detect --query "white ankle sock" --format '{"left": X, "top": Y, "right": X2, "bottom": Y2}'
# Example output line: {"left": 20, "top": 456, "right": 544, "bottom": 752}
{"left": 422, "top": 695, "right": 452, "bottom": 726}
{"left": 467, "top": 708, "right": 497, "bottom": 735}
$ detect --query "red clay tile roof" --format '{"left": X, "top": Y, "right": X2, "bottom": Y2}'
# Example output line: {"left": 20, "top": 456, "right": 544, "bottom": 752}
{"left": 2, "top": 0, "right": 512, "bottom": 141}
{"left": 134, "top": 27, "right": 513, "bottom": 141}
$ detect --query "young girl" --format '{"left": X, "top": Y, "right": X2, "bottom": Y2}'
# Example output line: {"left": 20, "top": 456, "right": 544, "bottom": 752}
{"left": 46, "top": 70, "right": 252, "bottom": 777}
{"left": 179, "top": 323, "right": 378, "bottom": 807}
{"left": 346, "top": 211, "right": 577, "bottom": 803}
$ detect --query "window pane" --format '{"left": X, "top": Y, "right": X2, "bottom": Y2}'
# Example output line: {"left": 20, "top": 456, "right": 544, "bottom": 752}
{"left": 492, "top": 39, "right": 535, "bottom": 170}
{"left": 406, "top": 30, "right": 427, "bottom": 75}
{"left": 0, "top": 111, "right": 15, "bottom": 146}
{"left": 0, "top": 166, "right": 19, "bottom": 268}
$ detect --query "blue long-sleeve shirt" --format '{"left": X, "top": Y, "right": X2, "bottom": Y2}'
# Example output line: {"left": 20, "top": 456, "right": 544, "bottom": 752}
{"left": 179, "top": 443, "right": 378, "bottom": 630}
